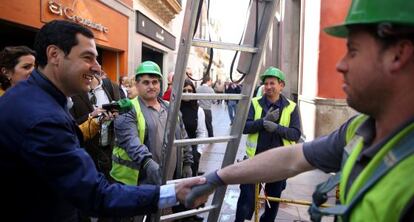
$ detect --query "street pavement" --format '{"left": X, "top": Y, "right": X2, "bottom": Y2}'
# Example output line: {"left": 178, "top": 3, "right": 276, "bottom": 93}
{"left": 197, "top": 102, "right": 335, "bottom": 222}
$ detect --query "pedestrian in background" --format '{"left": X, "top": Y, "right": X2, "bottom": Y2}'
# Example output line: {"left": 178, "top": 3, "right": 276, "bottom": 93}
{"left": 70, "top": 70, "right": 120, "bottom": 181}
{"left": 196, "top": 75, "right": 215, "bottom": 137}
{"left": 181, "top": 79, "right": 208, "bottom": 177}
{"left": 162, "top": 71, "right": 174, "bottom": 101}
{"left": 119, "top": 75, "right": 128, "bottom": 99}
{"left": 213, "top": 78, "right": 225, "bottom": 104}
{"left": 225, "top": 82, "right": 241, "bottom": 125}
{"left": 175, "top": 78, "right": 207, "bottom": 221}
{"left": 126, "top": 77, "right": 139, "bottom": 99}
{"left": 0, "top": 45, "right": 36, "bottom": 96}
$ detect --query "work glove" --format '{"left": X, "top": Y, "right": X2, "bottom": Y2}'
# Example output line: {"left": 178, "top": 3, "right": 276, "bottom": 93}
{"left": 141, "top": 159, "right": 162, "bottom": 185}
{"left": 263, "top": 120, "right": 279, "bottom": 133}
{"left": 185, "top": 170, "right": 225, "bottom": 208}
{"left": 182, "top": 165, "right": 193, "bottom": 178}
{"left": 263, "top": 107, "right": 280, "bottom": 122}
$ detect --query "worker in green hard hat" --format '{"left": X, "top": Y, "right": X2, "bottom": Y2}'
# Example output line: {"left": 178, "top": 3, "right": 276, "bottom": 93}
{"left": 235, "top": 66, "right": 301, "bottom": 222}
{"left": 111, "top": 60, "right": 195, "bottom": 218}
{"left": 185, "top": 0, "right": 414, "bottom": 221}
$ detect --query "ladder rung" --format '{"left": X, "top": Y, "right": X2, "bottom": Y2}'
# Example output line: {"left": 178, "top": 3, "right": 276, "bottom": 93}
{"left": 160, "top": 205, "right": 218, "bottom": 221}
{"left": 174, "top": 135, "right": 237, "bottom": 146}
{"left": 192, "top": 39, "right": 258, "bottom": 53}
{"left": 182, "top": 93, "right": 245, "bottom": 100}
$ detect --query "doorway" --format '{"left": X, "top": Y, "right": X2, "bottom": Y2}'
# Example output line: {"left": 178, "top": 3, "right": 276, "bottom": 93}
{"left": 0, "top": 19, "right": 37, "bottom": 50}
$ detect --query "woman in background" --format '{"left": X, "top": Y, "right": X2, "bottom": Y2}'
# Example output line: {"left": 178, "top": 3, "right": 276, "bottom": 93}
{"left": 126, "top": 77, "right": 139, "bottom": 99}
{"left": 0, "top": 46, "right": 36, "bottom": 95}
{"left": 180, "top": 79, "right": 207, "bottom": 176}
{"left": 175, "top": 78, "right": 207, "bottom": 222}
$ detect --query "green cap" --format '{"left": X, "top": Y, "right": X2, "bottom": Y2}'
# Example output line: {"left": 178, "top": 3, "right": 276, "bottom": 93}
{"left": 260, "top": 66, "right": 286, "bottom": 82}
{"left": 325, "top": 0, "right": 414, "bottom": 38}
{"left": 135, "top": 61, "right": 162, "bottom": 78}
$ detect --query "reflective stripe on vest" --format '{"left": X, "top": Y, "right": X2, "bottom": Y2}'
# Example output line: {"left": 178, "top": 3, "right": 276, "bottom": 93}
{"left": 339, "top": 115, "right": 414, "bottom": 222}
{"left": 245, "top": 97, "right": 296, "bottom": 157}
{"left": 110, "top": 98, "right": 146, "bottom": 185}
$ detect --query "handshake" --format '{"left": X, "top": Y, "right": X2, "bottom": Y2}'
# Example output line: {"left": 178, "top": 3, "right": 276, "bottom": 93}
{"left": 175, "top": 171, "right": 224, "bottom": 208}
{"left": 263, "top": 107, "right": 281, "bottom": 133}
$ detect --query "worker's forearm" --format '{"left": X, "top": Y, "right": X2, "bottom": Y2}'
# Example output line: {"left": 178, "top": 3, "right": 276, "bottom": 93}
{"left": 217, "top": 143, "right": 314, "bottom": 184}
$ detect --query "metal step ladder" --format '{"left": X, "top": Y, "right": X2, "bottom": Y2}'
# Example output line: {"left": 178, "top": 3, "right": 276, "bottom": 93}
{"left": 158, "top": 0, "right": 280, "bottom": 221}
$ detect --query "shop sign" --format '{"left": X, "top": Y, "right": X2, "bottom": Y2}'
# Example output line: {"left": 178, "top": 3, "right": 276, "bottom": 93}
{"left": 137, "top": 11, "right": 176, "bottom": 50}
{"left": 48, "top": 0, "right": 109, "bottom": 33}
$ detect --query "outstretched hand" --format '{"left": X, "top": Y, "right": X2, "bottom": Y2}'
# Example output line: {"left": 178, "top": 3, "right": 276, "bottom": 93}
{"left": 184, "top": 171, "right": 225, "bottom": 208}
{"left": 175, "top": 177, "right": 207, "bottom": 207}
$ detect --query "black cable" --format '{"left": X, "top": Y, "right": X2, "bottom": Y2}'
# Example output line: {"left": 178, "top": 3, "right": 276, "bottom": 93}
{"left": 193, "top": 0, "right": 204, "bottom": 37}
{"left": 205, "top": 0, "right": 214, "bottom": 79}
{"left": 186, "top": 0, "right": 207, "bottom": 82}
{"left": 229, "top": 0, "right": 254, "bottom": 83}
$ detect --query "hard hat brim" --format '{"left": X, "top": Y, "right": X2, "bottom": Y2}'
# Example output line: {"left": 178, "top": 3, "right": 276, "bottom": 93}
{"left": 324, "top": 23, "right": 349, "bottom": 38}
{"left": 135, "top": 71, "right": 163, "bottom": 78}
{"left": 260, "top": 74, "right": 285, "bottom": 82}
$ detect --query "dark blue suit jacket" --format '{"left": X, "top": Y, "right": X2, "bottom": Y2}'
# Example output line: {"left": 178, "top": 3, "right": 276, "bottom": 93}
{"left": 0, "top": 70, "right": 159, "bottom": 221}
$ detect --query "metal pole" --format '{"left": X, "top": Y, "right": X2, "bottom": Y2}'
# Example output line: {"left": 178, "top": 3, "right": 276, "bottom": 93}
{"left": 258, "top": 196, "right": 332, "bottom": 208}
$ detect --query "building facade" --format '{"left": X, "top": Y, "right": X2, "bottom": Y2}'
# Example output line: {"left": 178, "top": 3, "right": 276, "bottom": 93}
{"left": 132, "top": 0, "right": 180, "bottom": 87}
{"left": 0, "top": 0, "right": 133, "bottom": 82}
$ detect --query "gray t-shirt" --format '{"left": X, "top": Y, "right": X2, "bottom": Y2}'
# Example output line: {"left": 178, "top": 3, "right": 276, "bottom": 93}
{"left": 196, "top": 84, "right": 215, "bottom": 110}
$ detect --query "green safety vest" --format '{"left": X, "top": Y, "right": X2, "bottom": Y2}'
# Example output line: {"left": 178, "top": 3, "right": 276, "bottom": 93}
{"left": 338, "top": 115, "right": 414, "bottom": 221}
{"left": 245, "top": 96, "right": 297, "bottom": 157}
{"left": 110, "top": 98, "right": 146, "bottom": 185}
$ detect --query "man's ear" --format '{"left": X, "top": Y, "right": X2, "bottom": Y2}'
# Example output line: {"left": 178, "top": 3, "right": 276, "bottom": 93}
{"left": 46, "top": 45, "right": 61, "bottom": 66}
{"left": 389, "top": 40, "right": 414, "bottom": 73}
{"left": 1, "top": 67, "right": 12, "bottom": 80}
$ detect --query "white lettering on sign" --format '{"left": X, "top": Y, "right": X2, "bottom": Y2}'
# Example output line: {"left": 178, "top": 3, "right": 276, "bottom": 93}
{"left": 48, "top": 0, "right": 109, "bottom": 33}
{"left": 155, "top": 32, "right": 165, "bottom": 41}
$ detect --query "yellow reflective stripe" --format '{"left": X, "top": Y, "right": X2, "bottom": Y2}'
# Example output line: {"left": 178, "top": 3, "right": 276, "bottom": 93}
{"left": 280, "top": 99, "right": 296, "bottom": 146}
{"left": 342, "top": 121, "right": 414, "bottom": 203}
{"left": 110, "top": 159, "right": 139, "bottom": 185}
{"left": 339, "top": 118, "right": 414, "bottom": 222}
{"left": 131, "top": 98, "right": 146, "bottom": 142}
{"left": 110, "top": 97, "right": 146, "bottom": 185}
{"left": 245, "top": 97, "right": 261, "bottom": 157}
{"left": 339, "top": 135, "right": 364, "bottom": 203}
{"left": 245, "top": 97, "right": 297, "bottom": 157}
{"left": 345, "top": 115, "right": 368, "bottom": 144}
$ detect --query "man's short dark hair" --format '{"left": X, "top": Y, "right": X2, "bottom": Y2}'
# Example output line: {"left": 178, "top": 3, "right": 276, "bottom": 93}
{"left": 33, "top": 20, "right": 94, "bottom": 68}
{"left": 351, "top": 24, "right": 414, "bottom": 51}
{"left": 202, "top": 75, "right": 211, "bottom": 84}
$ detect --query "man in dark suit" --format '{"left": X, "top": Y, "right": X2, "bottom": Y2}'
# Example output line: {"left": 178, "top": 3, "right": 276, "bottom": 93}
{"left": 119, "top": 75, "right": 128, "bottom": 99}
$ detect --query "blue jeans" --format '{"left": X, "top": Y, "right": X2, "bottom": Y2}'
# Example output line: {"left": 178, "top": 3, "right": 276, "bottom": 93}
{"left": 235, "top": 180, "right": 286, "bottom": 222}
{"left": 227, "top": 100, "right": 237, "bottom": 124}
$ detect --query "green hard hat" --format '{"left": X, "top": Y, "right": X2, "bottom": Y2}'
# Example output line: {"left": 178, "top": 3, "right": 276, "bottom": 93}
{"left": 325, "top": 0, "right": 414, "bottom": 38}
{"left": 260, "top": 66, "right": 286, "bottom": 82}
{"left": 135, "top": 61, "right": 162, "bottom": 78}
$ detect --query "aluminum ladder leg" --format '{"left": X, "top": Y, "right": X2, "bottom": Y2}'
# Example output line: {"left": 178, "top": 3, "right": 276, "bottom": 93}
{"left": 157, "top": 0, "right": 281, "bottom": 221}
